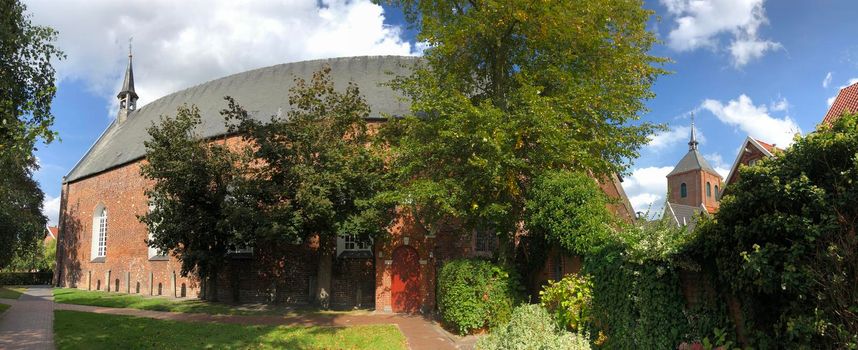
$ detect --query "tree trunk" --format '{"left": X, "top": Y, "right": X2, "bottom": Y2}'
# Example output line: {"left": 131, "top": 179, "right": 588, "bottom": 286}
{"left": 315, "top": 236, "right": 333, "bottom": 309}
{"left": 207, "top": 264, "right": 219, "bottom": 302}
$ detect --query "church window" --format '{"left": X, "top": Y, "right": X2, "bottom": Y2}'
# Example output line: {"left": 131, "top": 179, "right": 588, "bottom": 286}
{"left": 680, "top": 183, "right": 687, "bottom": 198}
{"left": 474, "top": 230, "right": 497, "bottom": 253}
{"left": 91, "top": 205, "right": 108, "bottom": 260}
{"left": 706, "top": 182, "right": 712, "bottom": 197}
{"left": 337, "top": 234, "right": 372, "bottom": 257}
{"left": 715, "top": 185, "right": 720, "bottom": 198}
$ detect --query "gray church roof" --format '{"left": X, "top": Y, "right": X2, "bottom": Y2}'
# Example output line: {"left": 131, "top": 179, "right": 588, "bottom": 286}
{"left": 664, "top": 202, "right": 709, "bottom": 231}
{"left": 666, "top": 149, "right": 719, "bottom": 177}
{"left": 65, "top": 55, "right": 418, "bottom": 183}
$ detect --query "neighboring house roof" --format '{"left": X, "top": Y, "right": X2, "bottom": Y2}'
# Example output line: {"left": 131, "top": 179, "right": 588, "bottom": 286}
{"left": 724, "top": 136, "right": 778, "bottom": 186}
{"left": 822, "top": 81, "right": 858, "bottom": 125}
{"left": 65, "top": 55, "right": 419, "bottom": 183}
{"left": 667, "top": 149, "right": 719, "bottom": 177}
{"left": 663, "top": 202, "right": 709, "bottom": 231}
{"left": 45, "top": 225, "right": 58, "bottom": 240}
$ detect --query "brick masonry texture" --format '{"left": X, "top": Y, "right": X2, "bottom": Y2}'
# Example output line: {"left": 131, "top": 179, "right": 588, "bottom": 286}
{"left": 56, "top": 133, "right": 635, "bottom": 312}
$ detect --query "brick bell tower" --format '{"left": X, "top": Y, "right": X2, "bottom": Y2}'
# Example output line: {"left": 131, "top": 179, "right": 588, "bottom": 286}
{"left": 666, "top": 117, "right": 723, "bottom": 213}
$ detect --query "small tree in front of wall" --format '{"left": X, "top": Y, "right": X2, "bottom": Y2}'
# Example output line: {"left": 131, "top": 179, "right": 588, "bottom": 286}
{"left": 140, "top": 105, "right": 247, "bottom": 301}
{"left": 222, "top": 66, "right": 391, "bottom": 309}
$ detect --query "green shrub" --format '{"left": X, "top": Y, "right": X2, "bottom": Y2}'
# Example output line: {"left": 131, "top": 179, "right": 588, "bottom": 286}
{"left": 540, "top": 274, "right": 593, "bottom": 332}
{"left": 437, "top": 259, "right": 523, "bottom": 334}
{"left": 0, "top": 272, "right": 52, "bottom": 285}
{"left": 476, "top": 304, "right": 591, "bottom": 350}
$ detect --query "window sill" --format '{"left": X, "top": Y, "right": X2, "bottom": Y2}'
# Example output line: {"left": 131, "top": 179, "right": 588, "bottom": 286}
{"left": 90, "top": 257, "right": 106, "bottom": 263}
{"left": 148, "top": 256, "right": 169, "bottom": 261}
{"left": 337, "top": 250, "right": 373, "bottom": 259}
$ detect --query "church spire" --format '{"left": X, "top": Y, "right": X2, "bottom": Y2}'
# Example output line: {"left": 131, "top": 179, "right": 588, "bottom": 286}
{"left": 688, "top": 113, "right": 698, "bottom": 151}
{"left": 117, "top": 39, "right": 138, "bottom": 123}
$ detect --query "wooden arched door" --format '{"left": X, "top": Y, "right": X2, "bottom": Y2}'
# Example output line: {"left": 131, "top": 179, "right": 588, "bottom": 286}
{"left": 391, "top": 245, "right": 420, "bottom": 313}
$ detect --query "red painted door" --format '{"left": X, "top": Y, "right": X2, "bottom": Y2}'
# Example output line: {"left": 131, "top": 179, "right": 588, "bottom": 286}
{"left": 391, "top": 245, "right": 420, "bottom": 313}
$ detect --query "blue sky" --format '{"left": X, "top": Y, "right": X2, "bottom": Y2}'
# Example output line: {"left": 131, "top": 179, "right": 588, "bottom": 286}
{"left": 27, "top": 0, "right": 858, "bottom": 224}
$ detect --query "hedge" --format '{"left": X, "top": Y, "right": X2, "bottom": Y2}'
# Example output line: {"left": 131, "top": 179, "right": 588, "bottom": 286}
{"left": 437, "top": 259, "right": 523, "bottom": 334}
{"left": 0, "top": 272, "right": 53, "bottom": 285}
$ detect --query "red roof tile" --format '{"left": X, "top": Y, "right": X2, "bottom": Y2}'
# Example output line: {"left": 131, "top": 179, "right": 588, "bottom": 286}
{"left": 823, "top": 82, "right": 858, "bottom": 125}
{"left": 47, "top": 226, "right": 58, "bottom": 238}
{"left": 752, "top": 138, "right": 780, "bottom": 153}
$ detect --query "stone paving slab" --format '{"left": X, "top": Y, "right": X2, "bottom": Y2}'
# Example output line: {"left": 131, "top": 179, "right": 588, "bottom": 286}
{"left": 0, "top": 286, "right": 55, "bottom": 350}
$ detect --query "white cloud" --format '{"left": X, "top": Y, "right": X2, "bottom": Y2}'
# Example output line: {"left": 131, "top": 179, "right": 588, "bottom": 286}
{"left": 623, "top": 166, "right": 674, "bottom": 215}
{"left": 660, "top": 0, "right": 781, "bottom": 67}
{"left": 43, "top": 195, "right": 61, "bottom": 226}
{"left": 827, "top": 77, "right": 858, "bottom": 106}
{"left": 703, "top": 153, "right": 730, "bottom": 178}
{"left": 823, "top": 72, "right": 833, "bottom": 88}
{"left": 769, "top": 96, "right": 788, "bottom": 112}
{"left": 647, "top": 124, "right": 708, "bottom": 151}
{"left": 701, "top": 94, "right": 800, "bottom": 146}
{"left": 26, "top": 0, "right": 418, "bottom": 114}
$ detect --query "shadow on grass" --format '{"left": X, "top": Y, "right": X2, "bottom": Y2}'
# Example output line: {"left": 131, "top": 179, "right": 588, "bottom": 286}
{"left": 54, "top": 310, "right": 406, "bottom": 350}
{"left": 52, "top": 288, "right": 371, "bottom": 318}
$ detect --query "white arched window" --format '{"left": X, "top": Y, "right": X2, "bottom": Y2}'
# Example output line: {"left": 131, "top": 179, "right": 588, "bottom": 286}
{"left": 91, "top": 205, "right": 108, "bottom": 260}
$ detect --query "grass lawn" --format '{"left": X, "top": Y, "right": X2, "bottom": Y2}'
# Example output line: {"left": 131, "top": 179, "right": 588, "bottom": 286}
{"left": 0, "top": 303, "right": 9, "bottom": 314}
{"left": 53, "top": 288, "right": 360, "bottom": 317}
{"left": 0, "top": 286, "right": 26, "bottom": 299}
{"left": 54, "top": 310, "right": 406, "bottom": 350}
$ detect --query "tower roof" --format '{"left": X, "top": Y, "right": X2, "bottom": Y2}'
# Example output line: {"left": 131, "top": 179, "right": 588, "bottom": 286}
{"left": 117, "top": 50, "right": 138, "bottom": 100}
{"left": 667, "top": 118, "right": 720, "bottom": 177}
{"left": 667, "top": 149, "right": 719, "bottom": 177}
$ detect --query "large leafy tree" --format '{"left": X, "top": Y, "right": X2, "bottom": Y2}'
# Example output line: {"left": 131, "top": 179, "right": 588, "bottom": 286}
{"left": 697, "top": 113, "right": 858, "bottom": 348}
{"left": 376, "top": 0, "right": 667, "bottom": 256}
{"left": 1, "top": 0, "right": 63, "bottom": 164}
{"left": 223, "top": 67, "right": 391, "bottom": 308}
{"left": 0, "top": 0, "right": 62, "bottom": 270}
{"left": 0, "top": 160, "right": 46, "bottom": 269}
{"left": 140, "top": 105, "right": 246, "bottom": 301}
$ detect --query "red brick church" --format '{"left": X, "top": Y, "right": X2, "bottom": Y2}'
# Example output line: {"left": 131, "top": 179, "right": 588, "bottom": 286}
{"left": 54, "top": 55, "right": 635, "bottom": 312}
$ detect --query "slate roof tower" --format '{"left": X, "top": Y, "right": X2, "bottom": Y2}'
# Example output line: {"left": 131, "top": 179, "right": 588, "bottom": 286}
{"left": 117, "top": 43, "right": 138, "bottom": 124}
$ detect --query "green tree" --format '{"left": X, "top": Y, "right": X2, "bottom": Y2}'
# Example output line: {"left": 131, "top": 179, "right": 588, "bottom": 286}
{"left": 1, "top": 0, "right": 63, "bottom": 164}
{"left": 140, "top": 105, "right": 245, "bottom": 301}
{"left": 0, "top": 0, "right": 62, "bottom": 270}
{"left": 223, "top": 67, "right": 391, "bottom": 308}
{"left": 376, "top": 0, "right": 667, "bottom": 259}
{"left": 697, "top": 113, "right": 858, "bottom": 348}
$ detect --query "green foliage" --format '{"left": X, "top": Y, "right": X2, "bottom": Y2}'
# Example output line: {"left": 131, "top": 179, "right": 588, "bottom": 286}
{"left": 0, "top": 0, "right": 64, "bottom": 164}
{"left": 140, "top": 105, "right": 244, "bottom": 300}
{"left": 477, "top": 304, "right": 591, "bottom": 350}
{"left": 0, "top": 272, "right": 52, "bottom": 285}
{"left": 375, "top": 0, "right": 667, "bottom": 259}
{"left": 696, "top": 113, "right": 858, "bottom": 348}
{"left": 4, "top": 238, "right": 54, "bottom": 273}
{"left": 0, "top": 163, "right": 46, "bottom": 269}
{"left": 526, "top": 171, "right": 616, "bottom": 255}
{"left": 223, "top": 66, "right": 391, "bottom": 248}
{"left": 437, "top": 259, "right": 523, "bottom": 334}
{"left": 539, "top": 274, "right": 593, "bottom": 332}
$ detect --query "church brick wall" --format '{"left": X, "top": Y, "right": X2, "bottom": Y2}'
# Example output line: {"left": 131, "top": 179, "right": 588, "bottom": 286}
{"left": 55, "top": 160, "right": 199, "bottom": 298}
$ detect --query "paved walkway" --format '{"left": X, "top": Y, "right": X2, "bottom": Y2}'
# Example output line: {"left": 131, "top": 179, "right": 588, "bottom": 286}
{"left": 0, "top": 286, "right": 474, "bottom": 349}
{"left": 0, "top": 286, "right": 54, "bottom": 350}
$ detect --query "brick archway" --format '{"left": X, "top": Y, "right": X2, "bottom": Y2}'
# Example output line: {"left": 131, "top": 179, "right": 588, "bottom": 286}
{"left": 391, "top": 245, "right": 420, "bottom": 313}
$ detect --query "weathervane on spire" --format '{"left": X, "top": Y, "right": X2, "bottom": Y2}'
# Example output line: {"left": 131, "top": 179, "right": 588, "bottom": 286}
{"left": 688, "top": 112, "right": 699, "bottom": 151}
